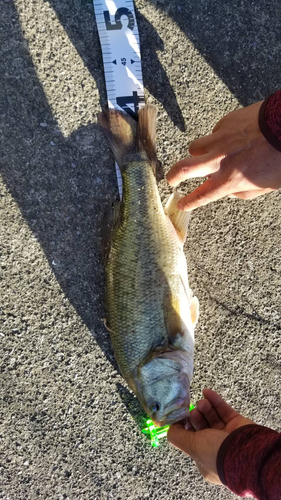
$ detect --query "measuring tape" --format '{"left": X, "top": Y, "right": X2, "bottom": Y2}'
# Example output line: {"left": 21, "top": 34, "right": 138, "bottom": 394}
{"left": 93, "top": 0, "right": 145, "bottom": 198}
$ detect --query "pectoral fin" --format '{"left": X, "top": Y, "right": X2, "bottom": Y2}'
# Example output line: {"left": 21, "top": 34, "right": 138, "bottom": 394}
{"left": 164, "top": 296, "right": 199, "bottom": 344}
{"left": 163, "top": 289, "right": 192, "bottom": 349}
{"left": 164, "top": 191, "right": 191, "bottom": 244}
{"left": 190, "top": 295, "right": 199, "bottom": 327}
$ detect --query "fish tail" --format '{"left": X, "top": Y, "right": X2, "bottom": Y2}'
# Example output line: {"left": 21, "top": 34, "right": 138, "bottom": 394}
{"left": 98, "top": 105, "right": 157, "bottom": 172}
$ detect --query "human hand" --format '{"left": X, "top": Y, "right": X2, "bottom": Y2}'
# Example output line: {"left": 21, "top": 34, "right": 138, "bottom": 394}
{"left": 167, "top": 388, "right": 255, "bottom": 485}
{"left": 167, "top": 102, "right": 281, "bottom": 210}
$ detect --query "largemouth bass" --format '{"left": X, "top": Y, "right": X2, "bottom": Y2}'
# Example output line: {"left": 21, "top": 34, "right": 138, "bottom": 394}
{"left": 99, "top": 106, "right": 199, "bottom": 426}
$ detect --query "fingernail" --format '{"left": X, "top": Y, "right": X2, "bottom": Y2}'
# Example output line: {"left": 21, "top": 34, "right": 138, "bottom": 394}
{"left": 184, "top": 419, "right": 192, "bottom": 430}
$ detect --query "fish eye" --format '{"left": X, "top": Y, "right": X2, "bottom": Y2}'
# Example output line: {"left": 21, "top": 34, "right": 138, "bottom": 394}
{"left": 149, "top": 402, "right": 161, "bottom": 413}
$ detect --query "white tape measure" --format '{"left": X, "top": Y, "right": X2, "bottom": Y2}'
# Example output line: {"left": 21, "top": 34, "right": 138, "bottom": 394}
{"left": 93, "top": 0, "right": 145, "bottom": 198}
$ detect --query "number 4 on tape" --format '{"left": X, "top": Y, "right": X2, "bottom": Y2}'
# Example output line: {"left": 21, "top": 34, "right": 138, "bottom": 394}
{"left": 93, "top": 0, "right": 145, "bottom": 198}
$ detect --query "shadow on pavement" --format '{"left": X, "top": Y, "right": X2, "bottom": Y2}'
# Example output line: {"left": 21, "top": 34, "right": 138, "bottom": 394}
{"left": 211, "top": 298, "right": 281, "bottom": 330}
{"left": 1, "top": 1, "right": 117, "bottom": 365}
{"left": 116, "top": 383, "right": 147, "bottom": 430}
{"left": 148, "top": 0, "right": 281, "bottom": 105}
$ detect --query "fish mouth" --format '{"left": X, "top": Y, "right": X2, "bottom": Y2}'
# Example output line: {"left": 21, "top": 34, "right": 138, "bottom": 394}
{"left": 153, "top": 406, "right": 190, "bottom": 427}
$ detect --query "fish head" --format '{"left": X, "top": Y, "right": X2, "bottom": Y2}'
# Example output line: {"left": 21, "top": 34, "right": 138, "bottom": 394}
{"left": 134, "top": 349, "right": 193, "bottom": 426}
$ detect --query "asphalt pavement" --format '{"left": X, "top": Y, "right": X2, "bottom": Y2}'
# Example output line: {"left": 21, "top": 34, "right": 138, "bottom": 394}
{"left": 1, "top": 1, "right": 280, "bottom": 499}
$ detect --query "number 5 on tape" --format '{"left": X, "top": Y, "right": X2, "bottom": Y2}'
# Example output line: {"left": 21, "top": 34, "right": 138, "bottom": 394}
{"left": 93, "top": 0, "right": 145, "bottom": 198}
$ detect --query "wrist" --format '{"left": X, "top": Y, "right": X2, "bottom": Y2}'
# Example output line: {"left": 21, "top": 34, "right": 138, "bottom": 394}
{"left": 258, "top": 91, "right": 281, "bottom": 152}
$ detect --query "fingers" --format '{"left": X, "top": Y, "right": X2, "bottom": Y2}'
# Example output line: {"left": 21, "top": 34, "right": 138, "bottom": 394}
{"left": 189, "top": 133, "right": 219, "bottom": 156}
{"left": 189, "top": 408, "right": 208, "bottom": 431}
{"left": 166, "top": 133, "right": 220, "bottom": 187}
{"left": 202, "top": 389, "right": 240, "bottom": 425}
{"left": 166, "top": 153, "right": 221, "bottom": 187}
{"left": 196, "top": 399, "right": 225, "bottom": 430}
{"left": 177, "top": 176, "right": 232, "bottom": 211}
{"left": 229, "top": 188, "right": 273, "bottom": 199}
{"left": 212, "top": 116, "right": 226, "bottom": 133}
{"left": 189, "top": 398, "right": 228, "bottom": 431}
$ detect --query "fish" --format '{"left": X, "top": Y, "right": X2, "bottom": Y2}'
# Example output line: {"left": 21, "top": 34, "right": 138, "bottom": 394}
{"left": 99, "top": 105, "right": 199, "bottom": 426}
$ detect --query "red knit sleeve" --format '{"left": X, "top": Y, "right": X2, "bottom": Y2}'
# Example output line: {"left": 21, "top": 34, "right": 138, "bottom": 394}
{"left": 259, "top": 90, "right": 281, "bottom": 152}
{"left": 216, "top": 424, "right": 281, "bottom": 499}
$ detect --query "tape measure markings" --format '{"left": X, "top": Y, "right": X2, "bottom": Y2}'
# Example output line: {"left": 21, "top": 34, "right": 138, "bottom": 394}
{"left": 94, "top": 0, "right": 145, "bottom": 198}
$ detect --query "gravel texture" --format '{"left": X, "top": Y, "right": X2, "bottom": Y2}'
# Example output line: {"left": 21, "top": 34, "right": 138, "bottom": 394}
{"left": 1, "top": 1, "right": 280, "bottom": 499}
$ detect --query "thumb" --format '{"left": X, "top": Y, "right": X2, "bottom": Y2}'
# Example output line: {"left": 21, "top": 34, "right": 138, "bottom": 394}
{"left": 168, "top": 424, "right": 229, "bottom": 485}
{"left": 167, "top": 422, "right": 196, "bottom": 457}
{"left": 177, "top": 176, "right": 232, "bottom": 211}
